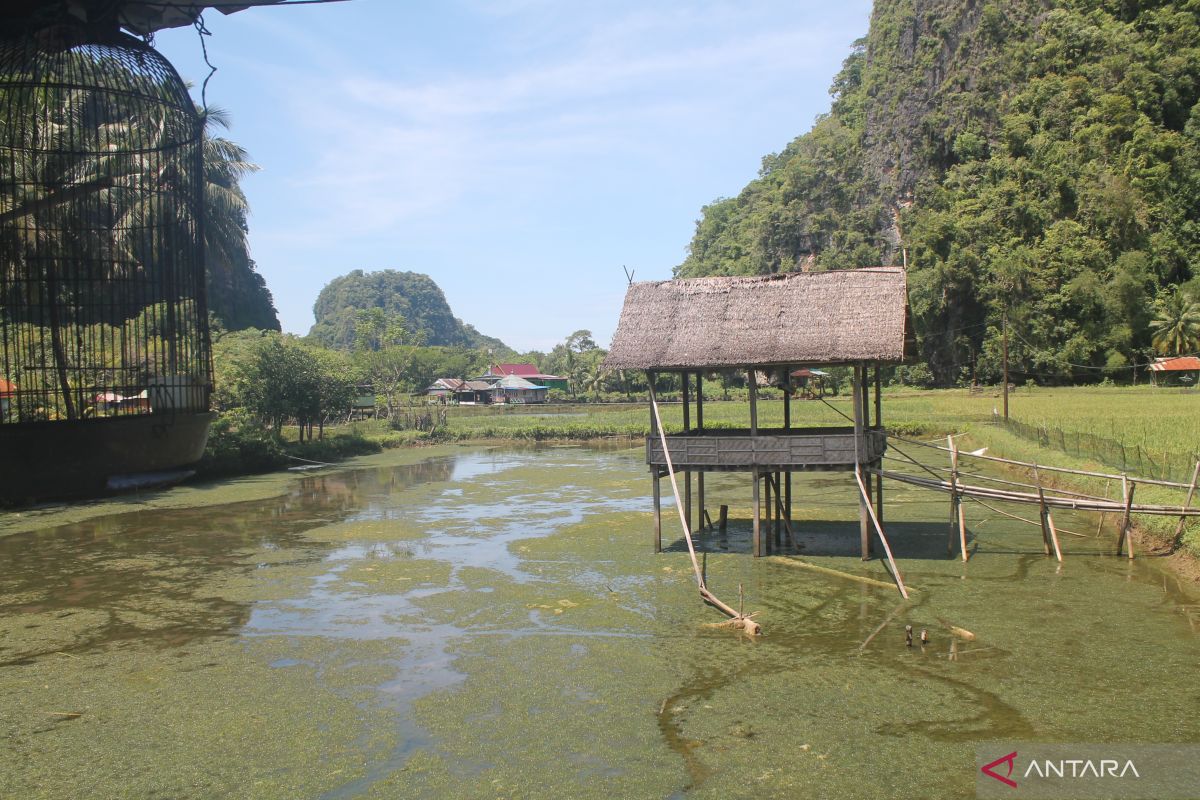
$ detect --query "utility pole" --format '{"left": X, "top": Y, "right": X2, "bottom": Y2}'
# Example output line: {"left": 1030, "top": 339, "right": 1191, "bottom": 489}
{"left": 1002, "top": 311, "right": 1009, "bottom": 420}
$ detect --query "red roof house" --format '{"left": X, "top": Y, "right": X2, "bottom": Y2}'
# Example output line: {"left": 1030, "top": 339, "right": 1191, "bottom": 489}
{"left": 1148, "top": 356, "right": 1200, "bottom": 386}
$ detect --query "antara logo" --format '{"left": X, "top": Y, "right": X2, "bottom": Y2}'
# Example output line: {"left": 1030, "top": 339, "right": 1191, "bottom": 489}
{"left": 981, "top": 751, "right": 1019, "bottom": 788}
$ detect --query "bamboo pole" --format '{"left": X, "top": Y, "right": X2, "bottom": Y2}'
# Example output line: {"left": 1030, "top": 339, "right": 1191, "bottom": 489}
{"left": 752, "top": 468, "right": 762, "bottom": 557}
{"left": 652, "top": 469, "right": 662, "bottom": 553}
{"left": 764, "top": 468, "right": 773, "bottom": 555}
{"left": 769, "top": 473, "right": 796, "bottom": 549}
{"left": 870, "top": 467, "right": 1197, "bottom": 515}
{"left": 950, "top": 436, "right": 967, "bottom": 561}
{"left": 650, "top": 391, "right": 761, "bottom": 633}
{"left": 890, "top": 435, "right": 1194, "bottom": 490}
{"left": 1172, "top": 460, "right": 1200, "bottom": 549}
{"left": 1117, "top": 476, "right": 1136, "bottom": 558}
{"left": 853, "top": 365, "right": 870, "bottom": 560}
{"left": 1033, "top": 466, "right": 1052, "bottom": 555}
{"left": 1046, "top": 504, "right": 1064, "bottom": 562}
{"left": 854, "top": 464, "right": 910, "bottom": 599}
{"left": 768, "top": 557, "right": 900, "bottom": 590}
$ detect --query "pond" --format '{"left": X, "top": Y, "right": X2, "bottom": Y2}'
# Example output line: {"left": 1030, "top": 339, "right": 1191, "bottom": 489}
{"left": 0, "top": 444, "right": 1197, "bottom": 798}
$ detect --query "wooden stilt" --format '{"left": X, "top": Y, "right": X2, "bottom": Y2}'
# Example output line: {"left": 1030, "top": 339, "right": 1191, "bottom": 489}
{"left": 752, "top": 468, "right": 762, "bottom": 557}
{"left": 652, "top": 470, "right": 662, "bottom": 553}
{"left": 786, "top": 471, "right": 793, "bottom": 530}
{"left": 947, "top": 436, "right": 964, "bottom": 559}
{"left": 853, "top": 365, "right": 870, "bottom": 560}
{"left": 1172, "top": 461, "right": 1200, "bottom": 549}
{"left": 698, "top": 472, "right": 706, "bottom": 531}
{"left": 719, "top": 504, "right": 728, "bottom": 534}
{"left": 770, "top": 474, "right": 797, "bottom": 549}
{"left": 953, "top": 438, "right": 968, "bottom": 561}
{"left": 764, "top": 469, "right": 773, "bottom": 555}
{"left": 649, "top": 390, "right": 762, "bottom": 634}
{"left": 682, "top": 372, "right": 691, "bottom": 535}
{"left": 1117, "top": 476, "right": 1136, "bottom": 557}
{"left": 873, "top": 459, "right": 883, "bottom": 544}
{"left": 684, "top": 469, "right": 692, "bottom": 535}
{"left": 1034, "top": 466, "right": 1052, "bottom": 555}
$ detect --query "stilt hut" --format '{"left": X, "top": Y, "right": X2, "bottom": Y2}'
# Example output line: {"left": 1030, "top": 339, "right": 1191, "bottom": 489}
{"left": 603, "top": 269, "right": 913, "bottom": 558}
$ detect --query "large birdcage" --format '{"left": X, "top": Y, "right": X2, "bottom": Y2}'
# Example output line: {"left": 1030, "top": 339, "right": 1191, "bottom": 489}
{"left": 0, "top": 27, "right": 214, "bottom": 501}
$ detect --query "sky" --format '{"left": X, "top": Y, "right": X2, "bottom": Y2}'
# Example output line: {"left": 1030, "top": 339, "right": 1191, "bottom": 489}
{"left": 153, "top": 0, "right": 874, "bottom": 353}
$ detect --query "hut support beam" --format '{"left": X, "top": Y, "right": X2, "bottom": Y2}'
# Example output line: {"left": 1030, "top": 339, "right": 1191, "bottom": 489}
{"left": 653, "top": 469, "right": 662, "bottom": 553}
{"left": 854, "top": 364, "right": 869, "bottom": 560}
{"left": 697, "top": 374, "right": 706, "bottom": 530}
{"left": 682, "top": 372, "right": 691, "bottom": 533}
{"left": 1117, "top": 476, "right": 1136, "bottom": 558}
{"left": 752, "top": 468, "right": 762, "bottom": 557}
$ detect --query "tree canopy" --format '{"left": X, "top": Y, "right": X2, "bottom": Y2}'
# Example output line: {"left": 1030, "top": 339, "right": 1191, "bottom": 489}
{"left": 678, "top": 0, "right": 1200, "bottom": 385}
{"left": 308, "top": 269, "right": 510, "bottom": 354}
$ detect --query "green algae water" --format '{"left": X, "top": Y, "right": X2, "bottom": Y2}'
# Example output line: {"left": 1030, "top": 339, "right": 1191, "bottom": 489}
{"left": 1, "top": 444, "right": 1198, "bottom": 799}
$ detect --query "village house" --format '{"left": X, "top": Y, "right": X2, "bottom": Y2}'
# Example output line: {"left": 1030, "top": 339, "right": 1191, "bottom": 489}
{"left": 1148, "top": 356, "right": 1200, "bottom": 387}
{"left": 482, "top": 363, "right": 568, "bottom": 391}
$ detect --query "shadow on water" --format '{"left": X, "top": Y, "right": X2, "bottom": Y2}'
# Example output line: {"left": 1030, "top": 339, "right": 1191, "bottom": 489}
{"left": 0, "top": 457, "right": 456, "bottom": 666}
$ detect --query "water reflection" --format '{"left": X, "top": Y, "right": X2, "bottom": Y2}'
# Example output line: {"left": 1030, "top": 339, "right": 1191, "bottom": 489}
{"left": 0, "top": 456, "right": 457, "bottom": 665}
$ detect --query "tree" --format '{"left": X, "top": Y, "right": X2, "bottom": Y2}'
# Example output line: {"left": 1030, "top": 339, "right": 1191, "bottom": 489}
{"left": 1150, "top": 288, "right": 1200, "bottom": 356}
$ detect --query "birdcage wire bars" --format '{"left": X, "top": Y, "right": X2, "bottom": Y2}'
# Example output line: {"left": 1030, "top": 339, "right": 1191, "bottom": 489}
{"left": 0, "top": 31, "right": 212, "bottom": 426}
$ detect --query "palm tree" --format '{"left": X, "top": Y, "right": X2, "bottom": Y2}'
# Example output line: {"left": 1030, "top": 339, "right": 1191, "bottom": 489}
{"left": 1150, "top": 288, "right": 1200, "bottom": 356}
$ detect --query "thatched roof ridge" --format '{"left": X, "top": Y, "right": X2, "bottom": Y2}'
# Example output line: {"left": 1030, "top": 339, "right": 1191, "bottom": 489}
{"left": 603, "top": 268, "right": 912, "bottom": 370}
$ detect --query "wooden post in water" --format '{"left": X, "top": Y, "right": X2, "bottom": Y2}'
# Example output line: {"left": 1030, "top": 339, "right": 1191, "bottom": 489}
{"left": 1172, "top": 460, "right": 1200, "bottom": 549}
{"left": 697, "top": 373, "right": 706, "bottom": 530}
{"left": 752, "top": 467, "right": 762, "bottom": 557}
{"left": 750, "top": 368, "right": 762, "bottom": 556}
{"left": 764, "top": 466, "right": 773, "bottom": 556}
{"left": 853, "top": 364, "right": 870, "bottom": 560}
{"left": 682, "top": 372, "right": 691, "bottom": 534}
{"left": 653, "top": 468, "right": 662, "bottom": 553}
{"left": 952, "top": 437, "right": 968, "bottom": 561}
{"left": 784, "top": 381, "right": 793, "bottom": 529}
{"left": 1117, "top": 475, "right": 1136, "bottom": 558}
{"left": 1032, "top": 467, "right": 1063, "bottom": 561}
{"left": 874, "top": 364, "right": 883, "bottom": 532}
{"left": 947, "top": 436, "right": 962, "bottom": 559}
{"left": 718, "top": 504, "right": 728, "bottom": 534}
{"left": 1034, "top": 466, "right": 1052, "bottom": 555}
{"left": 649, "top": 372, "right": 662, "bottom": 553}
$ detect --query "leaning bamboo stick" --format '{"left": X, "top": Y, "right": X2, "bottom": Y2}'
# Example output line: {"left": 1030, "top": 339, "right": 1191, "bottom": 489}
{"left": 855, "top": 465, "right": 909, "bottom": 599}
{"left": 767, "top": 556, "right": 901, "bottom": 590}
{"left": 649, "top": 391, "right": 761, "bottom": 635}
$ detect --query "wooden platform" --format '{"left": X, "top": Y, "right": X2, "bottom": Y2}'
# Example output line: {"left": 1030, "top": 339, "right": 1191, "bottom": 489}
{"left": 647, "top": 426, "right": 886, "bottom": 472}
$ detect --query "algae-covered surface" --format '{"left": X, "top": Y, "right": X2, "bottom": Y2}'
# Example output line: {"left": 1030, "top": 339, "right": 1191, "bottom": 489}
{"left": 1, "top": 444, "right": 1198, "bottom": 799}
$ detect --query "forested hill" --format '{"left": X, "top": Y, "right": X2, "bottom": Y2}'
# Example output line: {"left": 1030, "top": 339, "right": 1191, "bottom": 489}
{"left": 679, "top": 0, "right": 1200, "bottom": 385}
{"left": 307, "top": 269, "right": 509, "bottom": 351}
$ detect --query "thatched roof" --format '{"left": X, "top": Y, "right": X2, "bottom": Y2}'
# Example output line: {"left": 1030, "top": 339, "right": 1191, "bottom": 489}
{"left": 603, "top": 269, "right": 912, "bottom": 370}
